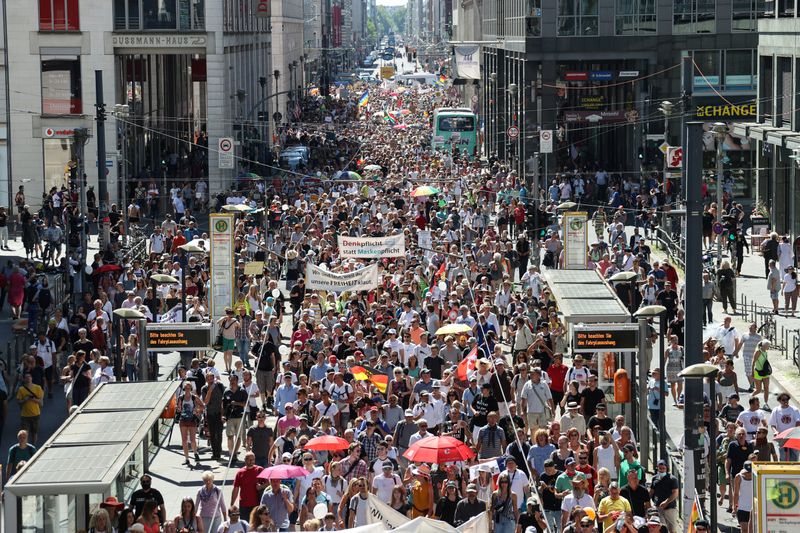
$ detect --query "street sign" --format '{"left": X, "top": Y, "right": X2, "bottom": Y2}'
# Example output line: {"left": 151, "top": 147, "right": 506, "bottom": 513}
{"left": 540, "top": 130, "right": 553, "bottom": 153}
{"left": 507, "top": 125, "right": 520, "bottom": 140}
{"left": 573, "top": 327, "right": 638, "bottom": 351}
{"left": 471, "top": 94, "right": 478, "bottom": 104}
{"left": 659, "top": 141, "right": 669, "bottom": 154}
{"left": 146, "top": 323, "right": 211, "bottom": 351}
{"left": 218, "top": 137, "right": 234, "bottom": 169}
{"left": 667, "top": 146, "right": 683, "bottom": 168}
{"left": 713, "top": 222, "right": 724, "bottom": 235}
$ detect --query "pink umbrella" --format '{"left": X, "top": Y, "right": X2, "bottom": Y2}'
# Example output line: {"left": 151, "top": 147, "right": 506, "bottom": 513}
{"left": 256, "top": 464, "right": 309, "bottom": 480}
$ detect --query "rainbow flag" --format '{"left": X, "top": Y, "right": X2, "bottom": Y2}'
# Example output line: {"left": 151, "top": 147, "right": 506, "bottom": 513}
{"left": 349, "top": 364, "right": 389, "bottom": 394}
{"left": 358, "top": 90, "right": 369, "bottom": 107}
{"left": 686, "top": 498, "right": 702, "bottom": 533}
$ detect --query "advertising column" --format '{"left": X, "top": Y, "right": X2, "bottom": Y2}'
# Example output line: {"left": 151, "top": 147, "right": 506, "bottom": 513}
{"left": 563, "top": 211, "right": 588, "bottom": 269}
{"left": 210, "top": 213, "right": 235, "bottom": 334}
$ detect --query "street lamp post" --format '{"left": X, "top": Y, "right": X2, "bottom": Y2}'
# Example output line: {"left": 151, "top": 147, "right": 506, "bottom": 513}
{"left": 273, "top": 69, "right": 281, "bottom": 136}
{"left": 634, "top": 304, "right": 668, "bottom": 464}
{"left": 712, "top": 122, "right": 729, "bottom": 267}
{"left": 258, "top": 76, "right": 268, "bottom": 161}
{"left": 508, "top": 83, "right": 519, "bottom": 172}
{"left": 113, "top": 104, "right": 130, "bottom": 237}
{"left": 113, "top": 307, "right": 144, "bottom": 381}
{"left": 679, "top": 363, "right": 720, "bottom": 532}
{"left": 659, "top": 101, "right": 674, "bottom": 232}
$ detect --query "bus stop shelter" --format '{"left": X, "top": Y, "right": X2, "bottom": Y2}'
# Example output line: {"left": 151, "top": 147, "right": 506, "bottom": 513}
{"left": 544, "top": 269, "right": 631, "bottom": 327}
{"left": 4, "top": 381, "right": 176, "bottom": 533}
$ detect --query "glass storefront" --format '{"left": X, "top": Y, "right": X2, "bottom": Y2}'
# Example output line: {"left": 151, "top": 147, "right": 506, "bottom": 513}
{"left": 43, "top": 138, "right": 75, "bottom": 194}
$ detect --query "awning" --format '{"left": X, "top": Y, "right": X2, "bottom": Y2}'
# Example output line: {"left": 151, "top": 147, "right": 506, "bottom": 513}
{"left": 545, "top": 269, "right": 631, "bottom": 324}
{"left": 6, "top": 381, "right": 176, "bottom": 496}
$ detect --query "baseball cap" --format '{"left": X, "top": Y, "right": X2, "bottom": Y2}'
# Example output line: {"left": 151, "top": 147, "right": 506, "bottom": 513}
{"left": 565, "top": 457, "right": 576, "bottom": 466}
{"left": 383, "top": 461, "right": 393, "bottom": 470}
{"left": 657, "top": 459, "right": 667, "bottom": 467}
{"left": 466, "top": 483, "right": 477, "bottom": 492}
{"left": 647, "top": 517, "right": 661, "bottom": 526}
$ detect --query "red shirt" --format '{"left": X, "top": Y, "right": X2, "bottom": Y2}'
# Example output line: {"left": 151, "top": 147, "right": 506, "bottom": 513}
{"left": 513, "top": 206, "right": 525, "bottom": 225}
{"left": 547, "top": 363, "right": 568, "bottom": 393}
{"left": 234, "top": 465, "right": 264, "bottom": 506}
{"left": 291, "top": 328, "right": 312, "bottom": 349}
{"left": 576, "top": 464, "right": 596, "bottom": 496}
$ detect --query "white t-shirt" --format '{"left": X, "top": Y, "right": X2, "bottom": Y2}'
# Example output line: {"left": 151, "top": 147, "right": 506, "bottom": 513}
{"left": 296, "top": 466, "right": 325, "bottom": 499}
{"left": 372, "top": 472, "right": 401, "bottom": 502}
{"left": 36, "top": 340, "right": 56, "bottom": 368}
{"left": 769, "top": 405, "right": 800, "bottom": 433}
{"left": 217, "top": 520, "right": 250, "bottom": 533}
{"left": 324, "top": 475, "right": 346, "bottom": 504}
{"left": 315, "top": 400, "right": 340, "bottom": 421}
{"left": 737, "top": 408, "right": 767, "bottom": 434}
{"left": 561, "top": 492, "right": 595, "bottom": 513}
{"left": 505, "top": 468, "right": 529, "bottom": 504}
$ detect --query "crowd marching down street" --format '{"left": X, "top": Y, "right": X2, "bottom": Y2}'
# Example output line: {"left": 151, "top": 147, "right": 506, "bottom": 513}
{"left": 2, "top": 78, "right": 791, "bottom": 533}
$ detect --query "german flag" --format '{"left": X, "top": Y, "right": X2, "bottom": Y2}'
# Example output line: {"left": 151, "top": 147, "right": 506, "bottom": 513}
{"left": 349, "top": 364, "right": 389, "bottom": 394}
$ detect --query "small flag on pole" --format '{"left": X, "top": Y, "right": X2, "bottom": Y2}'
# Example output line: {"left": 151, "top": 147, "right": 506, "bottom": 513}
{"left": 358, "top": 90, "right": 369, "bottom": 107}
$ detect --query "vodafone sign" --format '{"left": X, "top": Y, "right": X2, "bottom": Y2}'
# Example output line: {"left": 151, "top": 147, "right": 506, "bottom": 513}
{"left": 255, "top": 0, "right": 270, "bottom": 17}
{"left": 42, "top": 127, "right": 79, "bottom": 139}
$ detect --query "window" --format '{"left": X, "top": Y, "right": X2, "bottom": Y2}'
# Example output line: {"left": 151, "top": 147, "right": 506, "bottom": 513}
{"left": 41, "top": 56, "right": 82, "bottom": 115}
{"left": 616, "top": 0, "right": 656, "bottom": 35}
{"left": 114, "top": 0, "right": 205, "bottom": 30}
{"left": 688, "top": 49, "right": 756, "bottom": 91}
{"left": 692, "top": 50, "right": 720, "bottom": 89}
{"left": 44, "top": 138, "right": 76, "bottom": 192}
{"left": 725, "top": 49, "right": 756, "bottom": 89}
{"left": 438, "top": 116, "right": 476, "bottom": 131}
{"left": 732, "top": 0, "right": 767, "bottom": 32}
{"left": 39, "top": 0, "right": 79, "bottom": 31}
{"left": 557, "top": 0, "right": 598, "bottom": 36}
{"left": 673, "top": 0, "right": 716, "bottom": 34}
{"left": 527, "top": 0, "right": 541, "bottom": 37}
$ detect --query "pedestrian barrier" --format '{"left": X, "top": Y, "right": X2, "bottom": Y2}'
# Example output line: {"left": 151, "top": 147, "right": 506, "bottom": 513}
{"left": 648, "top": 422, "right": 685, "bottom": 516}
{"left": 653, "top": 226, "right": 686, "bottom": 271}
{"left": 740, "top": 294, "right": 790, "bottom": 359}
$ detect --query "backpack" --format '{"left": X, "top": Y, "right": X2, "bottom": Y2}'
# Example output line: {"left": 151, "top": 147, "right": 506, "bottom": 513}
{"left": 38, "top": 289, "right": 52, "bottom": 310}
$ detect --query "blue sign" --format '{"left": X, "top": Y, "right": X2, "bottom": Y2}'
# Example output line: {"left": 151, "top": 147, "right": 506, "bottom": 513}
{"left": 589, "top": 71, "right": 613, "bottom": 81}
{"left": 382, "top": 53, "right": 393, "bottom": 61}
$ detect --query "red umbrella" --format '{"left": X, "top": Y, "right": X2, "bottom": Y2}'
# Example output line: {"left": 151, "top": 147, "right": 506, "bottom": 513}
{"left": 304, "top": 435, "right": 350, "bottom": 452}
{"left": 403, "top": 436, "right": 475, "bottom": 464}
{"left": 92, "top": 264, "right": 123, "bottom": 275}
{"left": 782, "top": 439, "right": 800, "bottom": 451}
{"left": 776, "top": 427, "right": 800, "bottom": 440}
{"left": 256, "top": 464, "right": 309, "bottom": 480}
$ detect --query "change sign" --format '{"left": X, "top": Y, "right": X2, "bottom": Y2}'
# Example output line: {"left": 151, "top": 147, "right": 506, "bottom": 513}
{"left": 146, "top": 324, "right": 211, "bottom": 351}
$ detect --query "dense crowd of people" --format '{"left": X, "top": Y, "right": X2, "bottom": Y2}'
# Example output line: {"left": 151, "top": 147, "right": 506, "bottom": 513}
{"left": 0, "top": 77, "right": 782, "bottom": 533}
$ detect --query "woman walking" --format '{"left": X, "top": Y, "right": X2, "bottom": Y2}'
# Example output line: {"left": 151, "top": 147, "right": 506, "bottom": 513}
{"left": 489, "top": 472, "right": 518, "bottom": 533}
{"left": 752, "top": 340, "right": 772, "bottom": 410}
{"left": 174, "top": 497, "right": 204, "bottom": 533}
{"left": 664, "top": 336, "right": 685, "bottom": 406}
{"left": 782, "top": 266, "right": 798, "bottom": 316}
{"left": 196, "top": 471, "right": 227, "bottom": 533}
{"left": 177, "top": 381, "right": 204, "bottom": 466}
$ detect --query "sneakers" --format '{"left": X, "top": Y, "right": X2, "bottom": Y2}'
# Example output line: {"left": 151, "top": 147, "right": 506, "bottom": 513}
{"left": 763, "top": 403, "right": 772, "bottom": 411}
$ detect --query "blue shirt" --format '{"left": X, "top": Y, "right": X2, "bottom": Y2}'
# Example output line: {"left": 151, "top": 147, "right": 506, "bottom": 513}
{"left": 309, "top": 363, "right": 331, "bottom": 383}
{"left": 275, "top": 383, "right": 299, "bottom": 415}
{"left": 260, "top": 485, "right": 294, "bottom": 529}
{"left": 647, "top": 378, "right": 669, "bottom": 410}
{"left": 527, "top": 443, "right": 556, "bottom": 476}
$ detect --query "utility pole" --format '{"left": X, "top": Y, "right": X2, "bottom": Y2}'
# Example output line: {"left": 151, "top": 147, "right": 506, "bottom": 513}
{"left": 113, "top": 105, "right": 130, "bottom": 235}
{"left": 95, "top": 71, "right": 107, "bottom": 220}
{"left": 321, "top": 0, "right": 332, "bottom": 98}
{"left": 73, "top": 128, "right": 91, "bottom": 301}
{"left": 713, "top": 123, "right": 729, "bottom": 266}
{"left": 683, "top": 121, "right": 706, "bottom": 525}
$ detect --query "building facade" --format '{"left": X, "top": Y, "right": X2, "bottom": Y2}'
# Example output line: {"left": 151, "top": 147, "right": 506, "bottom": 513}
{"left": 734, "top": 7, "right": 800, "bottom": 235}
{"left": 469, "top": 0, "right": 760, "bottom": 189}
{"left": 7, "top": 0, "right": 274, "bottom": 209}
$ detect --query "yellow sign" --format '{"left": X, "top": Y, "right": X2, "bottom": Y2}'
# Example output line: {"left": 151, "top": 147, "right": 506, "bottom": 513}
{"left": 244, "top": 261, "right": 265, "bottom": 275}
{"left": 380, "top": 66, "right": 395, "bottom": 79}
{"left": 695, "top": 103, "right": 756, "bottom": 118}
{"left": 754, "top": 462, "right": 800, "bottom": 533}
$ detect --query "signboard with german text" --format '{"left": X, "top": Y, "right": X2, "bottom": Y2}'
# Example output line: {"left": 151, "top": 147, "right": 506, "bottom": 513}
{"left": 147, "top": 324, "right": 211, "bottom": 351}
{"left": 754, "top": 463, "right": 800, "bottom": 533}
{"left": 209, "top": 214, "right": 234, "bottom": 334}
{"left": 562, "top": 211, "right": 587, "bottom": 269}
{"left": 573, "top": 326, "right": 638, "bottom": 351}
{"left": 218, "top": 137, "right": 234, "bottom": 169}
{"left": 540, "top": 130, "right": 553, "bottom": 153}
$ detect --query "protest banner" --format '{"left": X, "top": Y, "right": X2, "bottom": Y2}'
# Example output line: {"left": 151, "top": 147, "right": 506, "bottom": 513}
{"left": 338, "top": 235, "right": 405, "bottom": 258}
{"left": 305, "top": 263, "right": 379, "bottom": 292}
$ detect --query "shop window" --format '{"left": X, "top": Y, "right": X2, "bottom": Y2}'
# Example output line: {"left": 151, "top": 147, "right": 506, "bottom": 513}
{"left": 44, "top": 138, "right": 76, "bottom": 193}
{"left": 691, "top": 50, "right": 721, "bottom": 90}
{"left": 114, "top": 0, "right": 205, "bottom": 30}
{"left": 674, "top": 0, "right": 716, "bottom": 34}
{"left": 615, "top": 0, "right": 656, "bottom": 35}
{"left": 725, "top": 49, "right": 756, "bottom": 90}
{"left": 557, "top": 0, "right": 598, "bottom": 36}
{"left": 41, "top": 56, "right": 82, "bottom": 115}
{"left": 732, "top": 0, "right": 768, "bottom": 32}
{"left": 39, "top": 0, "right": 80, "bottom": 31}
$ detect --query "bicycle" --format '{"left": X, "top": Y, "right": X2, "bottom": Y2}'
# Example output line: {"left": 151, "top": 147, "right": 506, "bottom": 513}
{"left": 758, "top": 312, "right": 777, "bottom": 343}
{"left": 791, "top": 329, "right": 800, "bottom": 371}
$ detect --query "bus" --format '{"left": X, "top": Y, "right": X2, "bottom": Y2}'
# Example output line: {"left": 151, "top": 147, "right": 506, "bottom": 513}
{"left": 431, "top": 108, "right": 478, "bottom": 159}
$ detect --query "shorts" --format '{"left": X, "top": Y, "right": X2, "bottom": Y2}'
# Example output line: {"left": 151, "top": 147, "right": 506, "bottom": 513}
{"left": 222, "top": 338, "right": 236, "bottom": 352}
{"left": 21, "top": 415, "right": 39, "bottom": 437}
{"left": 179, "top": 419, "right": 198, "bottom": 428}
{"left": 225, "top": 417, "right": 243, "bottom": 438}
{"left": 527, "top": 412, "right": 547, "bottom": 430}
{"left": 717, "top": 463, "right": 728, "bottom": 484}
{"left": 658, "top": 507, "right": 678, "bottom": 532}
{"left": 257, "top": 370, "right": 275, "bottom": 396}
{"left": 754, "top": 368, "right": 769, "bottom": 381}
{"left": 736, "top": 510, "right": 751, "bottom": 524}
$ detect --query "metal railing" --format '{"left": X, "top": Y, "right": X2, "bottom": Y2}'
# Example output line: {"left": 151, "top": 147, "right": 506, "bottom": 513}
{"left": 738, "top": 293, "right": 800, "bottom": 370}
{"left": 648, "top": 423, "right": 685, "bottom": 516}
{"left": 652, "top": 225, "right": 686, "bottom": 271}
